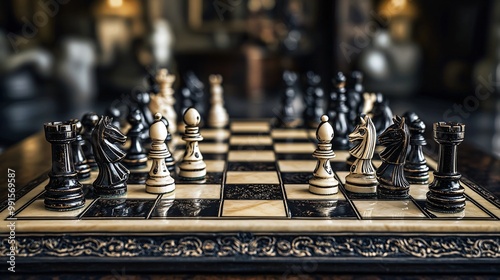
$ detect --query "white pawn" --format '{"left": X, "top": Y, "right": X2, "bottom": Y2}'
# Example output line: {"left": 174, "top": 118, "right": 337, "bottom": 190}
{"left": 179, "top": 107, "right": 207, "bottom": 180}
{"left": 146, "top": 113, "right": 175, "bottom": 194}
{"left": 309, "top": 115, "right": 339, "bottom": 195}
{"left": 207, "top": 74, "right": 229, "bottom": 128}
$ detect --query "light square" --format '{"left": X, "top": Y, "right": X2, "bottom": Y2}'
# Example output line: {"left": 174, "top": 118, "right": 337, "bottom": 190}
{"left": 336, "top": 171, "right": 349, "bottom": 184}
{"left": 226, "top": 171, "right": 279, "bottom": 184}
{"left": 228, "top": 150, "right": 275, "bottom": 162}
{"left": 230, "top": 121, "right": 270, "bottom": 132}
{"left": 16, "top": 199, "right": 93, "bottom": 218}
{"left": 202, "top": 129, "right": 230, "bottom": 140}
{"left": 274, "top": 143, "right": 315, "bottom": 153}
{"left": 353, "top": 200, "right": 426, "bottom": 218}
{"left": 163, "top": 184, "right": 221, "bottom": 199}
{"left": 271, "top": 129, "right": 309, "bottom": 139}
{"left": 222, "top": 200, "right": 286, "bottom": 217}
{"left": 278, "top": 160, "right": 316, "bottom": 172}
{"left": 230, "top": 135, "right": 273, "bottom": 145}
{"left": 429, "top": 201, "right": 491, "bottom": 218}
{"left": 199, "top": 143, "right": 228, "bottom": 153}
{"left": 206, "top": 160, "right": 226, "bottom": 172}
{"left": 334, "top": 151, "right": 351, "bottom": 162}
{"left": 409, "top": 184, "right": 430, "bottom": 200}
{"left": 126, "top": 184, "right": 162, "bottom": 199}
{"left": 284, "top": 184, "right": 346, "bottom": 200}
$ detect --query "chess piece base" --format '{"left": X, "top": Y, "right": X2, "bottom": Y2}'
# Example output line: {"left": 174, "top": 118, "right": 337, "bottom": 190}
{"left": 94, "top": 181, "right": 127, "bottom": 198}
{"left": 345, "top": 174, "right": 378, "bottom": 194}
{"left": 426, "top": 173, "right": 465, "bottom": 213}
{"left": 308, "top": 177, "right": 339, "bottom": 195}
{"left": 179, "top": 161, "right": 206, "bottom": 180}
{"left": 377, "top": 184, "right": 410, "bottom": 199}
{"left": 146, "top": 176, "right": 175, "bottom": 194}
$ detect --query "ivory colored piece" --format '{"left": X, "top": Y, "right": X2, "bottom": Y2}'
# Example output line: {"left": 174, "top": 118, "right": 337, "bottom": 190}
{"left": 309, "top": 115, "right": 339, "bottom": 195}
{"left": 150, "top": 69, "right": 177, "bottom": 134}
{"left": 146, "top": 113, "right": 175, "bottom": 194}
{"left": 179, "top": 107, "right": 207, "bottom": 180}
{"left": 208, "top": 74, "right": 229, "bottom": 128}
{"left": 345, "top": 115, "right": 378, "bottom": 195}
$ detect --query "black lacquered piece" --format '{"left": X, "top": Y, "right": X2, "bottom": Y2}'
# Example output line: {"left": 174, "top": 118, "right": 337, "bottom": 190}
{"left": 91, "top": 116, "right": 129, "bottom": 197}
{"left": 403, "top": 112, "right": 429, "bottom": 184}
{"left": 69, "top": 119, "right": 91, "bottom": 180}
{"left": 370, "top": 92, "right": 393, "bottom": 141}
{"left": 123, "top": 109, "right": 148, "bottom": 170}
{"left": 44, "top": 121, "right": 85, "bottom": 211}
{"left": 328, "top": 72, "right": 349, "bottom": 150}
{"left": 160, "top": 116, "right": 175, "bottom": 172}
{"left": 346, "top": 71, "right": 364, "bottom": 132}
{"left": 81, "top": 112, "right": 99, "bottom": 170}
{"left": 376, "top": 115, "right": 410, "bottom": 199}
{"left": 303, "top": 71, "right": 324, "bottom": 128}
{"left": 276, "top": 70, "right": 300, "bottom": 128}
{"left": 426, "top": 122, "right": 466, "bottom": 213}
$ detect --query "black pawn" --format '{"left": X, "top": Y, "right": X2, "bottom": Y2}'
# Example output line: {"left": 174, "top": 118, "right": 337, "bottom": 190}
{"left": 133, "top": 91, "right": 155, "bottom": 142}
{"left": 180, "top": 88, "right": 194, "bottom": 116}
{"left": 346, "top": 71, "right": 363, "bottom": 132}
{"left": 106, "top": 106, "right": 122, "bottom": 130}
{"left": 276, "top": 71, "right": 300, "bottom": 128}
{"left": 81, "top": 112, "right": 99, "bottom": 170}
{"left": 426, "top": 122, "right": 466, "bottom": 213}
{"left": 328, "top": 72, "right": 349, "bottom": 150}
{"left": 403, "top": 112, "right": 429, "bottom": 184}
{"left": 160, "top": 116, "right": 176, "bottom": 172}
{"left": 184, "top": 71, "right": 205, "bottom": 119}
{"left": 303, "top": 71, "right": 324, "bottom": 128}
{"left": 123, "top": 109, "right": 148, "bottom": 169}
{"left": 370, "top": 93, "right": 393, "bottom": 140}
{"left": 44, "top": 121, "right": 85, "bottom": 211}
{"left": 69, "top": 119, "right": 91, "bottom": 180}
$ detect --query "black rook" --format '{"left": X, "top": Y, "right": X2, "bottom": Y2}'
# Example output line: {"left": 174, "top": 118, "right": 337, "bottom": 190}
{"left": 44, "top": 121, "right": 85, "bottom": 211}
{"left": 426, "top": 122, "right": 466, "bottom": 213}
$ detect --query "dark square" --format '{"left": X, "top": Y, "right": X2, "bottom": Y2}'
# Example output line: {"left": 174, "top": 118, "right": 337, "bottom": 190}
{"left": 331, "top": 162, "right": 350, "bottom": 172}
{"left": 224, "top": 184, "right": 283, "bottom": 200}
{"left": 287, "top": 200, "right": 357, "bottom": 218}
{"left": 229, "top": 145, "right": 274, "bottom": 151}
{"left": 82, "top": 198, "right": 156, "bottom": 218}
{"left": 281, "top": 172, "right": 312, "bottom": 184}
{"left": 342, "top": 188, "right": 379, "bottom": 200}
{"left": 276, "top": 153, "right": 314, "bottom": 160}
{"left": 201, "top": 138, "right": 229, "bottom": 143}
{"left": 273, "top": 138, "right": 312, "bottom": 143}
{"left": 227, "top": 162, "right": 277, "bottom": 172}
{"left": 151, "top": 199, "right": 220, "bottom": 218}
{"left": 231, "top": 132, "right": 270, "bottom": 136}
{"left": 201, "top": 153, "right": 227, "bottom": 160}
{"left": 174, "top": 172, "right": 223, "bottom": 184}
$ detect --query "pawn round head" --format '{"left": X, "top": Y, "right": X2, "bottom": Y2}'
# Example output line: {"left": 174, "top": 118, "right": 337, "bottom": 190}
{"left": 316, "top": 115, "right": 334, "bottom": 143}
{"left": 82, "top": 112, "right": 99, "bottom": 128}
{"left": 183, "top": 107, "right": 201, "bottom": 127}
{"left": 351, "top": 71, "right": 363, "bottom": 82}
{"left": 149, "top": 113, "right": 167, "bottom": 141}
{"left": 335, "top": 72, "right": 346, "bottom": 84}
{"left": 69, "top": 119, "right": 83, "bottom": 134}
{"left": 128, "top": 109, "right": 142, "bottom": 125}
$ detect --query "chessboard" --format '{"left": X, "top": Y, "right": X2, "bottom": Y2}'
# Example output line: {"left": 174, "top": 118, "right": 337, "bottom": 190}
{"left": 2, "top": 120, "right": 500, "bottom": 274}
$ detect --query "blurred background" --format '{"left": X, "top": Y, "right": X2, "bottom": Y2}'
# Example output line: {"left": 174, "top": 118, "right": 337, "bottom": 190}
{"left": 0, "top": 0, "right": 499, "bottom": 157}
